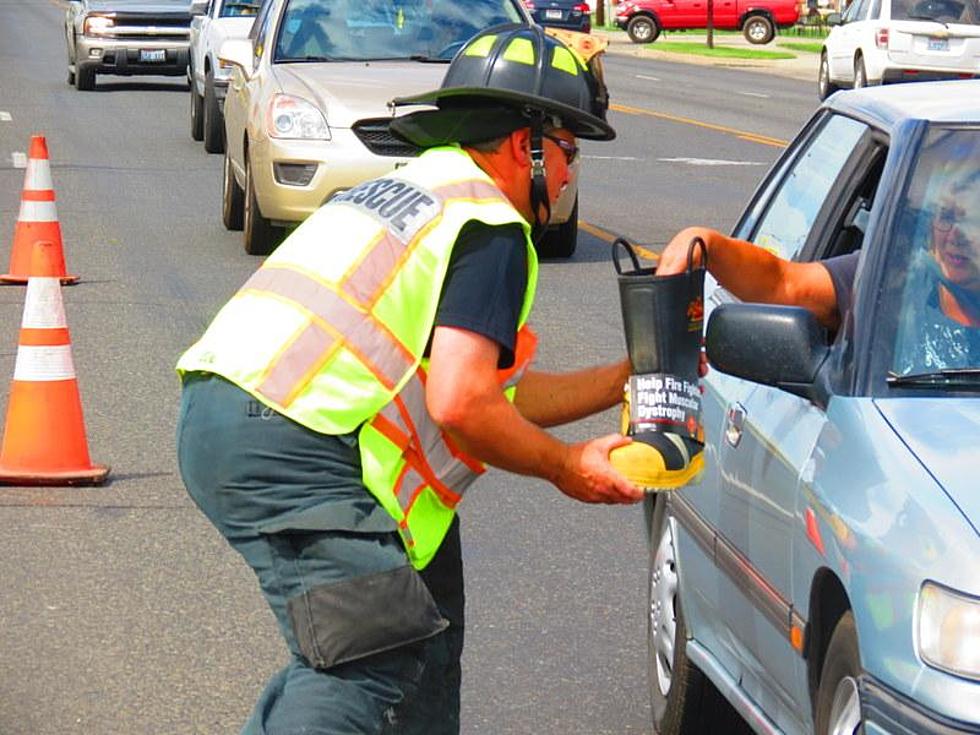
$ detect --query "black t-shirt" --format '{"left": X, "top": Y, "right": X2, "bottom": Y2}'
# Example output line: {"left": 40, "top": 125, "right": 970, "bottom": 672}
{"left": 822, "top": 251, "right": 860, "bottom": 321}
{"left": 428, "top": 220, "right": 529, "bottom": 368}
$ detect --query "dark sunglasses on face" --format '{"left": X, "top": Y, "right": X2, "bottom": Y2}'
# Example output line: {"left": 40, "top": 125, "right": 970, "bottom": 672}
{"left": 543, "top": 133, "right": 579, "bottom": 166}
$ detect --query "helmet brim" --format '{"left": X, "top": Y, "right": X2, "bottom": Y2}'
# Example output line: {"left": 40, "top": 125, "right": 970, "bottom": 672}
{"left": 392, "top": 86, "right": 615, "bottom": 141}
{"left": 389, "top": 104, "right": 533, "bottom": 148}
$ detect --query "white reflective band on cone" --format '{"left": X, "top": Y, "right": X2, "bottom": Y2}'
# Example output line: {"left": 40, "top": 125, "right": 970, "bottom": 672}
{"left": 24, "top": 160, "right": 53, "bottom": 190}
{"left": 22, "top": 278, "right": 67, "bottom": 329}
{"left": 13, "top": 345, "right": 76, "bottom": 381}
{"left": 18, "top": 199, "right": 58, "bottom": 222}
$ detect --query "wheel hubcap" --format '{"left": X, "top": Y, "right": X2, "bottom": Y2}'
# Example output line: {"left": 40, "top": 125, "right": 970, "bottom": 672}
{"left": 750, "top": 23, "right": 765, "bottom": 40}
{"left": 637, "top": 23, "right": 651, "bottom": 40}
{"left": 649, "top": 519, "right": 679, "bottom": 696}
{"left": 827, "top": 676, "right": 862, "bottom": 735}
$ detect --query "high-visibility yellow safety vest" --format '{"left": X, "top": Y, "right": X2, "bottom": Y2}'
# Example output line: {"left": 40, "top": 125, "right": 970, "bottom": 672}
{"left": 178, "top": 146, "right": 539, "bottom": 568}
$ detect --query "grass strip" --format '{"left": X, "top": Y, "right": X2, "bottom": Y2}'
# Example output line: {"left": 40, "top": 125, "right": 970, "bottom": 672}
{"left": 646, "top": 41, "right": 796, "bottom": 59}
{"left": 778, "top": 41, "right": 824, "bottom": 53}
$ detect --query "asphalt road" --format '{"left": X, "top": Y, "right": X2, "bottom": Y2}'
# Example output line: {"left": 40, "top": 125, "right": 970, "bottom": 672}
{"left": 0, "top": 3, "right": 819, "bottom": 733}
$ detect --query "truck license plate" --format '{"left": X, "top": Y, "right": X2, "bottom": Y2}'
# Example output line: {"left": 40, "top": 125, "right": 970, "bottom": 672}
{"left": 545, "top": 9, "right": 563, "bottom": 18}
{"left": 140, "top": 49, "right": 167, "bottom": 62}
{"left": 928, "top": 37, "right": 949, "bottom": 51}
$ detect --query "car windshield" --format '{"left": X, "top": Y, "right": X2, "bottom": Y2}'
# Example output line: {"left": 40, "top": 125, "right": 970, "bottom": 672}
{"left": 220, "top": 0, "right": 263, "bottom": 18}
{"left": 884, "top": 127, "right": 980, "bottom": 380}
{"left": 274, "top": 0, "right": 523, "bottom": 62}
{"left": 890, "top": 0, "right": 980, "bottom": 24}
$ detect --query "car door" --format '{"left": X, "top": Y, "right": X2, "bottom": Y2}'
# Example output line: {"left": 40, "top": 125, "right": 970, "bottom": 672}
{"left": 659, "top": 0, "right": 709, "bottom": 26}
{"left": 829, "top": 0, "right": 870, "bottom": 78}
{"left": 709, "top": 112, "right": 886, "bottom": 729}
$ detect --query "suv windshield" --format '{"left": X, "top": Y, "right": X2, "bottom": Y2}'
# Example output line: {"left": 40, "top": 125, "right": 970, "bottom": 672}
{"left": 884, "top": 127, "right": 980, "bottom": 379}
{"left": 220, "top": 0, "right": 263, "bottom": 18}
{"left": 890, "top": 0, "right": 980, "bottom": 24}
{"left": 274, "top": 0, "right": 524, "bottom": 62}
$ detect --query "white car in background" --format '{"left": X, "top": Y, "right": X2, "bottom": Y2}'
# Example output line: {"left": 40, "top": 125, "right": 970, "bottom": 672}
{"left": 818, "top": 0, "right": 980, "bottom": 99}
{"left": 189, "top": 0, "right": 264, "bottom": 153}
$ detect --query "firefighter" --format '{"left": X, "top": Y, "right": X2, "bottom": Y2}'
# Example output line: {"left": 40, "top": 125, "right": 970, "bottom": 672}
{"left": 176, "top": 24, "right": 640, "bottom": 734}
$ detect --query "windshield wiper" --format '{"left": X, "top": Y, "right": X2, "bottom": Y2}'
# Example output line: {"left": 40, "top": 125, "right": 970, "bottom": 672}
{"left": 887, "top": 368, "right": 980, "bottom": 388}
{"left": 408, "top": 54, "right": 451, "bottom": 63}
{"left": 282, "top": 55, "right": 336, "bottom": 63}
{"left": 906, "top": 13, "right": 950, "bottom": 26}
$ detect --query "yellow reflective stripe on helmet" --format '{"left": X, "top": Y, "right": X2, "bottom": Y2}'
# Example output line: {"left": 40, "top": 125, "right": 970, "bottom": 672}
{"left": 464, "top": 34, "right": 497, "bottom": 57}
{"left": 503, "top": 37, "right": 535, "bottom": 65}
{"left": 551, "top": 46, "right": 580, "bottom": 76}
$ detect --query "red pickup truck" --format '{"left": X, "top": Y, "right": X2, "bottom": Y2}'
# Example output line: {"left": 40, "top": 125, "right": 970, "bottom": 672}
{"left": 614, "top": 0, "right": 800, "bottom": 44}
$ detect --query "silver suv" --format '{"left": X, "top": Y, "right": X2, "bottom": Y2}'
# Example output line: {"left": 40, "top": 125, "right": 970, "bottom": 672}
{"left": 65, "top": 0, "right": 195, "bottom": 91}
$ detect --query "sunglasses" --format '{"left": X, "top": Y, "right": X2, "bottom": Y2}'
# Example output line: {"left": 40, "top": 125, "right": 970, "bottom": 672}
{"left": 543, "top": 133, "right": 579, "bottom": 166}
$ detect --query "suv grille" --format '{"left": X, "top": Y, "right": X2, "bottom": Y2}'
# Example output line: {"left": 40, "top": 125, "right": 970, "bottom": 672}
{"left": 353, "top": 119, "right": 421, "bottom": 158}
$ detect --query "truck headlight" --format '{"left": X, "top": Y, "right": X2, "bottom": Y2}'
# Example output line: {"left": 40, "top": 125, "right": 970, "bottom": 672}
{"left": 267, "top": 94, "right": 330, "bottom": 140}
{"left": 84, "top": 15, "right": 114, "bottom": 34}
{"left": 918, "top": 582, "right": 980, "bottom": 680}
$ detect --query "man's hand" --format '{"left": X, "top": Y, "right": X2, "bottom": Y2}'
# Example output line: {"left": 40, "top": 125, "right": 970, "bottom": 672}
{"left": 657, "top": 226, "right": 715, "bottom": 276}
{"left": 554, "top": 434, "right": 644, "bottom": 504}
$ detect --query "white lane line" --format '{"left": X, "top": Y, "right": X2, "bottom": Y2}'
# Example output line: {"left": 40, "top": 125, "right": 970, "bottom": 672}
{"left": 738, "top": 91, "right": 770, "bottom": 98}
{"left": 636, "top": 74, "right": 661, "bottom": 81}
{"left": 584, "top": 155, "right": 641, "bottom": 161}
{"left": 658, "top": 157, "right": 765, "bottom": 166}
{"left": 0, "top": 112, "right": 11, "bottom": 122}
{"left": 12, "top": 152, "right": 27, "bottom": 168}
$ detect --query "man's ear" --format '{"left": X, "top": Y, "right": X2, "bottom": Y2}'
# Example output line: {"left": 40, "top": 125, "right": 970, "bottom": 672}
{"left": 508, "top": 128, "right": 531, "bottom": 166}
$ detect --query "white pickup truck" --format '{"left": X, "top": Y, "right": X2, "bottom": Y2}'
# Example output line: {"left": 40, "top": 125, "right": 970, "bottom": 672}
{"left": 188, "top": 0, "right": 262, "bottom": 153}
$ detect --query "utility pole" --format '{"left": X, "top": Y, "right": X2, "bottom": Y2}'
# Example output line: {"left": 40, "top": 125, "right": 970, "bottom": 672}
{"left": 706, "top": 0, "right": 714, "bottom": 47}
{"left": 596, "top": 0, "right": 605, "bottom": 28}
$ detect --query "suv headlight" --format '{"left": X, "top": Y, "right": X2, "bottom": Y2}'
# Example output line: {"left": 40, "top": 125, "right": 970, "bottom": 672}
{"left": 267, "top": 94, "right": 330, "bottom": 140}
{"left": 918, "top": 582, "right": 980, "bottom": 680}
{"left": 84, "top": 15, "right": 114, "bottom": 34}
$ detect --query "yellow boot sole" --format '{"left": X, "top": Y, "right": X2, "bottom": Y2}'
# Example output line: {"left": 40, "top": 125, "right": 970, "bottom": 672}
{"left": 610, "top": 440, "right": 704, "bottom": 492}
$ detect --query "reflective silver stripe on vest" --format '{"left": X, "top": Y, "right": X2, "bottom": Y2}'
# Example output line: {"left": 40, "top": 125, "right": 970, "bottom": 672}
{"left": 398, "top": 466, "right": 427, "bottom": 505}
{"left": 340, "top": 179, "right": 510, "bottom": 306}
{"left": 242, "top": 267, "right": 414, "bottom": 404}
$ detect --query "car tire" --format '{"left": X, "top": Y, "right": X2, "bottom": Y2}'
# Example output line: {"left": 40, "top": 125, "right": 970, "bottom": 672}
{"left": 818, "top": 51, "right": 840, "bottom": 100}
{"left": 814, "top": 611, "right": 864, "bottom": 735}
{"left": 190, "top": 75, "right": 204, "bottom": 142}
{"left": 67, "top": 68, "right": 76, "bottom": 85}
{"left": 75, "top": 65, "right": 95, "bottom": 91}
{"left": 743, "top": 14, "right": 774, "bottom": 44}
{"left": 647, "top": 497, "right": 742, "bottom": 734}
{"left": 222, "top": 149, "right": 244, "bottom": 232}
{"left": 853, "top": 56, "right": 868, "bottom": 89}
{"left": 627, "top": 15, "right": 661, "bottom": 44}
{"left": 203, "top": 69, "right": 224, "bottom": 154}
{"left": 243, "top": 155, "right": 284, "bottom": 256}
{"left": 535, "top": 196, "right": 578, "bottom": 259}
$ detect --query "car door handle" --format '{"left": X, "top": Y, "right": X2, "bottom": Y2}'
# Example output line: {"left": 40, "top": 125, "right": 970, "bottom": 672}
{"left": 725, "top": 402, "right": 746, "bottom": 448}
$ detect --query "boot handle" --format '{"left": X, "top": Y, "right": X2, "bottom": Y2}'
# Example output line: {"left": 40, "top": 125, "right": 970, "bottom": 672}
{"left": 612, "top": 237, "right": 643, "bottom": 275}
{"left": 688, "top": 236, "right": 708, "bottom": 273}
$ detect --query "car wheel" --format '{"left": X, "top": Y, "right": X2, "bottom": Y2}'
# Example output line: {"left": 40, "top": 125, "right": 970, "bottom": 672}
{"left": 647, "top": 497, "right": 741, "bottom": 734}
{"left": 853, "top": 56, "right": 868, "bottom": 89}
{"left": 814, "top": 611, "right": 864, "bottom": 735}
{"left": 627, "top": 15, "right": 660, "bottom": 44}
{"left": 222, "top": 149, "right": 244, "bottom": 231}
{"left": 535, "top": 196, "right": 578, "bottom": 259}
{"left": 243, "top": 156, "right": 283, "bottom": 256}
{"left": 75, "top": 65, "right": 95, "bottom": 91}
{"left": 818, "top": 52, "right": 840, "bottom": 100}
{"left": 190, "top": 75, "right": 204, "bottom": 142}
{"left": 743, "top": 14, "right": 774, "bottom": 44}
{"left": 67, "top": 67, "right": 76, "bottom": 85}
{"left": 203, "top": 69, "right": 224, "bottom": 154}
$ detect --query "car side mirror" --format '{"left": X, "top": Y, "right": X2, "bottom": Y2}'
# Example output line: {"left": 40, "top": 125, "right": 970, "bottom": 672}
{"left": 190, "top": 0, "right": 209, "bottom": 15}
{"left": 827, "top": 11, "right": 842, "bottom": 24}
{"left": 706, "top": 303, "right": 831, "bottom": 404}
{"left": 218, "top": 38, "right": 255, "bottom": 77}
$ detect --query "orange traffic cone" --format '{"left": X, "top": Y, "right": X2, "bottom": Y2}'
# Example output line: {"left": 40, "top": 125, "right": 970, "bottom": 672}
{"left": 1, "top": 135, "right": 78, "bottom": 285}
{"left": 0, "top": 241, "right": 108, "bottom": 485}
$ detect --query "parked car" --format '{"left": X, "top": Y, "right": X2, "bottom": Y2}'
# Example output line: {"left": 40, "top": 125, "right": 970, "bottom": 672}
{"left": 646, "top": 79, "right": 980, "bottom": 735}
{"left": 818, "top": 0, "right": 980, "bottom": 99}
{"left": 614, "top": 0, "right": 799, "bottom": 43}
{"left": 189, "top": 0, "right": 264, "bottom": 153}
{"left": 218, "top": 0, "right": 589, "bottom": 258}
{"left": 65, "top": 0, "right": 195, "bottom": 91}
{"left": 525, "top": 0, "right": 592, "bottom": 32}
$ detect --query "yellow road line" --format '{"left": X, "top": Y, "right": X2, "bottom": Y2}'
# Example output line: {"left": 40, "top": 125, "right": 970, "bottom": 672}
{"left": 578, "top": 220, "right": 660, "bottom": 261}
{"left": 610, "top": 102, "right": 788, "bottom": 148}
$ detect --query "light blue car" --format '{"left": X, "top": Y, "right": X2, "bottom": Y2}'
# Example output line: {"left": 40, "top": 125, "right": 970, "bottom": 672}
{"left": 647, "top": 80, "right": 980, "bottom": 735}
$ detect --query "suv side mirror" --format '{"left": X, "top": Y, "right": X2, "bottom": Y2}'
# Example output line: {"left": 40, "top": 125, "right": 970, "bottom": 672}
{"left": 706, "top": 303, "right": 831, "bottom": 404}
{"left": 826, "top": 11, "right": 842, "bottom": 24}
{"left": 190, "top": 0, "right": 209, "bottom": 15}
{"left": 218, "top": 38, "right": 255, "bottom": 77}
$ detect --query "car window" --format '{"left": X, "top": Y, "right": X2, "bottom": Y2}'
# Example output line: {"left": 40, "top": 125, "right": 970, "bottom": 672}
{"left": 220, "top": 0, "right": 262, "bottom": 18}
{"left": 747, "top": 114, "right": 868, "bottom": 261}
{"left": 273, "top": 0, "right": 524, "bottom": 62}
{"left": 869, "top": 0, "right": 882, "bottom": 19}
{"left": 251, "top": 0, "right": 276, "bottom": 43}
{"left": 882, "top": 127, "right": 980, "bottom": 377}
{"left": 890, "top": 0, "right": 979, "bottom": 23}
